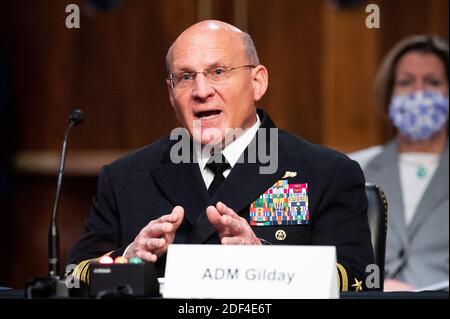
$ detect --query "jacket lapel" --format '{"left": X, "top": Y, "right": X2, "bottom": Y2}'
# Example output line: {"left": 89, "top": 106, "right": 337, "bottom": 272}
{"left": 408, "top": 142, "right": 449, "bottom": 238}
{"left": 151, "top": 136, "right": 210, "bottom": 227}
{"left": 187, "top": 109, "right": 288, "bottom": 244}
{"left": 365, "top": 140, "right": 409, "bottom": 249}
{"left": 187, "top": 153, "right": 287, "bottom": 244}
{"left": 151, "top": 109, "right": 292, "bottom": 244}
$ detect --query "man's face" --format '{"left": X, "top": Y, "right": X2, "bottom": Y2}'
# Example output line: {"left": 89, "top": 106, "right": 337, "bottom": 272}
{"left": 167, "top": 26, "right": 266, "bottom": 145}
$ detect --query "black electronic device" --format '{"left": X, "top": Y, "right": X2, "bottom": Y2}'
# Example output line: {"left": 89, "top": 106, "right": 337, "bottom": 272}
{"left": 89, "top": 262, "right": 160, "bottom": 298}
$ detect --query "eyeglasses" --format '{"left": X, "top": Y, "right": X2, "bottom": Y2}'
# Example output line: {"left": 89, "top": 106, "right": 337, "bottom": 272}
{"left": 168, "top": 64, "right": 255, "bottom": 89}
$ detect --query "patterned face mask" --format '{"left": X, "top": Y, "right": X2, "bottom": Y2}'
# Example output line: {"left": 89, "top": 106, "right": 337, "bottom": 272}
{"left": 389, "top": 90, "right": 449, "bottom": 141}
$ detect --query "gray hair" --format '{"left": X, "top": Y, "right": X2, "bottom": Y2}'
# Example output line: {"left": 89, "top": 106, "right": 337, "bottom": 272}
{"left": 242, "top": 31, "right": 260, "bottom": 66}
{"left": 166, "top": 31, "right": 260, "bottom": 74}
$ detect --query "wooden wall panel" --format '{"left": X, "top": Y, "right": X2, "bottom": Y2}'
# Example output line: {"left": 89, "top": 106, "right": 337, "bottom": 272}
{"left": 3, "top": 1, "right": 79, "bottom": 150}
{"left": 428, "top": 0, "right": 449, "bottom": 39}
{"left": 0, "top": 0, "right": 448, "bottom": 288}
{"left": 321, "top": 2, "right": 381, "bottom": 151}
{"left": 3, "top": 176, "right": 96, "bottom": 288}
{"left": 249, "top": 0, "right": 324, "bottom": 143}
{"left": 2, "top": 0, "right": 200, "bottom": 151}
{"left": 320, "top": 0, "right": 448, "bottom": 151}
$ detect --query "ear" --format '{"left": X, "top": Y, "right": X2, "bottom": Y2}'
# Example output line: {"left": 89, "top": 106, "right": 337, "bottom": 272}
{"left": 166, "top": 79, "right": 175, "bottom": 108}
{"left": 252, "top": 65, "right": 269, "bottom": 102}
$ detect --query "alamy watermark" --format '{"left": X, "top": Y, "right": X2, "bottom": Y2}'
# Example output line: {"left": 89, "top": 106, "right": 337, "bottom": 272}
{"left": 169, "top": 121, "right": 279, "bottom": 174}
{"left": 65, "top": 4, "right": 80, "bottom": 29}
{"left": 64, "top": 264, "right": 80, "bottom": 288}
{"left": 365, "top": 4, "right": 380, "bottom": 29}
{"left": 365, "top": 264, "right": 381, "bottom": 289}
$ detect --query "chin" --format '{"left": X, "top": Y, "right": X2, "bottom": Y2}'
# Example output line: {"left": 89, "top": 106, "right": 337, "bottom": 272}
{"left": 199, "top": 129, "right": 224, "bottom": 146}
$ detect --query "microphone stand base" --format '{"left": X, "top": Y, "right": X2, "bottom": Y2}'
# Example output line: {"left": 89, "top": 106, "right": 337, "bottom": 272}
{"left": 25, "top": 277, "right": 69, "bottom": 299}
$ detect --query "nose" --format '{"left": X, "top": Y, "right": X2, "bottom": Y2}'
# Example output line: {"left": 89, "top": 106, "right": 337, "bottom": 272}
{"left": 413, "top": 79, "right": 426, "bottom": 92}
{"left": 191, "top": 73, "right": 215, "bottom": 101}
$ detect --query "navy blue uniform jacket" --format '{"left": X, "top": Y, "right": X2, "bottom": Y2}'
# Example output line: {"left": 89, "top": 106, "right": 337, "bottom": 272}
{"left": 68, "top": 109, "right": 374, "bottom": 291}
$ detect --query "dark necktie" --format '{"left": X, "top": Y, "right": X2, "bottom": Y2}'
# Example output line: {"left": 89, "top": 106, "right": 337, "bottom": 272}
{"left": 206, "top": 154, "right": 231, "bottom": 197}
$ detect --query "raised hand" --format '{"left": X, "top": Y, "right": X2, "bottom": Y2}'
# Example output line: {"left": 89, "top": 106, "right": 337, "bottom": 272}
{"left": 124, "top": 206, "right": 184, "bottom": 262}
{"left": 206, "top": 202, "right": 261, "bottom": 245}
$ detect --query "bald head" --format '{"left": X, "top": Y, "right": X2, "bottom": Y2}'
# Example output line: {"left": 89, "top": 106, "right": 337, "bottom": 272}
{"left": 166, "top": 20, "right": 260, "bottom": 73}
{"left": 165, "top": 20, "right": 269, "bottom": 147}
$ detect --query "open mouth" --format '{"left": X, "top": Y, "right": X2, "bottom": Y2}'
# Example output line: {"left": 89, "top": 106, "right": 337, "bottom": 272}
{"left": 194, "top": 110, "right": 222, "bottom": 120}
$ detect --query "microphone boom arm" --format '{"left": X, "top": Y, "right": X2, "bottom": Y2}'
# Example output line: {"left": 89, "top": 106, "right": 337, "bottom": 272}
{"left": 48, "top": 122, "right": 74, "bottom": 278}
{"left": 48, "top": 109, "right": 84, "bottom": 279}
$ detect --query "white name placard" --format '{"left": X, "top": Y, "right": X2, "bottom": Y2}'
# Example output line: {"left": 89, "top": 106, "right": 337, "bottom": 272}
{"left": 163, "top": 244, "right": 338, "bottom": 299}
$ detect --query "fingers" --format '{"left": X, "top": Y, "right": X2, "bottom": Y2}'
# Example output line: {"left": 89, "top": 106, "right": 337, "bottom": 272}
{"left": 141, "top": 206, "right": 185, "bottom": 237}
{"left": 135, "top": 237, "right": 165, "bottom": 253}
{"left": 211, "top": 202, "right": 262, "bottom": 245}
{"left": 221, "top": 236, "right": 246, "bottom": 245}
{"left": 208, "top": 203, "right": 250, "bottom": 243}
{"left": 216, "top": 202, "right": 239, "bottom": 218}
{"left": 206, "top": 205, "right": 222, "bottom": 227}
{"left": 221, "top": 214, "right": 243, "bottom": 233}
{"left": 142, "top": 222, "right": 175, "bottom": 237}
{"left": 135, "top": 250, "right": 157, "bottom": 263}
{"left": 207, "top": 202, "right": 241, "bottom": 229}
{"left": 214, "top": 202, "right": 245, "bottom": 234}
{"left": 128, "top": 206, "right": 185, "bottom": 261}
{"left": 147, "top": 237, "right": 168, "bottom": 258}
{"left": 145, "top": 238, "right": 166, "bottom": 251}
{"left": 125, "top": 237, "right": 165, "bottom": 262}
{"left": 171, "top": 206, "right": 184, "bottom": 230}
{"left": 157, "top": 213, "right": 179, "bottom": 223}
{"left": 157, "top": 206, "right": 184, "bottom": 224}
{"left": 221, "top": 234, "right": 262, "bottom": 245}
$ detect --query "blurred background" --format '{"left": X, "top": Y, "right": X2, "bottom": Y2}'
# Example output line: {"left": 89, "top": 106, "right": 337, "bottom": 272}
{"left": 0, "top": 0, "right": 447, "bottom": 288}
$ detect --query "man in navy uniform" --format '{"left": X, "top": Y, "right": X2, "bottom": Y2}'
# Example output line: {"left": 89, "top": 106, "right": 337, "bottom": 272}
{"left": 68, "top": 20, "right": 374, "bottom": 292}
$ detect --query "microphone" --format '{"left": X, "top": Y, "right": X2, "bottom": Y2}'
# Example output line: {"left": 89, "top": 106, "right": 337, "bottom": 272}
{"left": 49, "top": 109, "right": 84, "bottom": 278}
{"left": 25, "top": 109, "right": 84, "bottom": 299}
{"left": 69, "top": 109, "right": 84, "bottom": 127}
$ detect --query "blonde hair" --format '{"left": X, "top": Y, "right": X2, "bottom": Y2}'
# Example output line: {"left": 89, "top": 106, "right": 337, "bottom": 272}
{"left": 373, "top": 35, "right": 449, "bottom": 118}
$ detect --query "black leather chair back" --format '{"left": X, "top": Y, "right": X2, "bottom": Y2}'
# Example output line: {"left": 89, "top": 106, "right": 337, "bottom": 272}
{"left": 365, "top": 182, "right": 388, "bottom": 289}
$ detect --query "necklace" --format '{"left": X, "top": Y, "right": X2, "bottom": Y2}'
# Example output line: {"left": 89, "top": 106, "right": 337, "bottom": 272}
{"left": 416, "top": 164, "right": 427, "bottom": 178}
{"left": 399, "top": 155, "right": 440, "bottom": 179}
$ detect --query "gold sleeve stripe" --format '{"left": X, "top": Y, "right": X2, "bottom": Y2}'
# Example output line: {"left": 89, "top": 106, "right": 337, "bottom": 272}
{"left": 336, "top": 263, "right": 348, "bottom": 292}
{"left": 73, "top": 251, "right": 114, "bottom": 284}
{"left": 73, "top": 259, "right": 89, "bottom": 282}
{"left": 337, "top": 268, "right": 341, "bottom": 291}
{"left": 81, "top": 260, "right": 93, "bottom": 283}
{"left": 87, "top": 251, "right": 113, "bottom": 284}
{"left": 77, "top": 258, "right": 95, "bottom": 283}
{"left": 75, "top": 260, "right": 90, "bottom": 282}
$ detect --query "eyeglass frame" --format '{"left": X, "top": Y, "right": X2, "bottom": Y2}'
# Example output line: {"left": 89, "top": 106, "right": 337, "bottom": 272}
{"left": 168, "top": 64, "right": 256, "bottom": 89}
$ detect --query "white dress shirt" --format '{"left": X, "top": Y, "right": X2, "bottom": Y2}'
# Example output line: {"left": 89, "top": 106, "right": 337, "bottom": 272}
{"left": 123, "top": 113, "right": 261, "bottom": 257}
{"left": 195, "top": 114, "right": 261, "bottom": 189}
{"left": 398, "top": 153, "right": 439, "bottom": 225}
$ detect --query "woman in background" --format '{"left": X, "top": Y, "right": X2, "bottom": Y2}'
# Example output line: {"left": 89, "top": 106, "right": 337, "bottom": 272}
{"left": 349, "top": 35, "right": 449, "bottom": 291}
